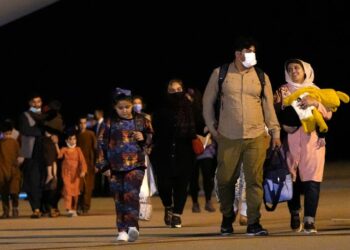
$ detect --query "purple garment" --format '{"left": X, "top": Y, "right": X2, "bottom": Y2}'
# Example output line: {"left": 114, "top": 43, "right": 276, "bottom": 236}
{"left": 107, "top": 116, "right": 153, "bottom": 172}
{"left": 196, "top": 143, "right": 216, "bottom": 160}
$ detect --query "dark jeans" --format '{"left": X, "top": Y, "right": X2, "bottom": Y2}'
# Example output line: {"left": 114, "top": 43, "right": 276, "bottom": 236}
{"left": 42, "top": 189, "right": 56, "bottom": 213}
{"left": 52, "top": 162, "right": 63, "bottom": 210}
{"left": 189, "top": 158, "right": 216, "bottom": 202}
{"left": 22, "top": 159, "right": 44, "bottom": 211}
{"left": 1, "top": 193, "right": 19, "bottom": 210}
{"left": 288, "top": 173, "right": 321, "bottom": 218}
{"left": 157, "top": 175, "right": 191, "bottom": 215}
{"left": 93, "top": 173, "right": 110, "bottom": 197}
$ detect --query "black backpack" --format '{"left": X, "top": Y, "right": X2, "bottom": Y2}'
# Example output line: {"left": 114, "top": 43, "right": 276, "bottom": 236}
{"left": 214, "top": 64, "right": 266, "bottom": 121}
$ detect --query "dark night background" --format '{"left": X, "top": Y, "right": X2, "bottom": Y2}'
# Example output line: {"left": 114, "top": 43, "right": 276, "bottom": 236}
{"left": 0, "top": 0, "right": 349, "bottom": 160}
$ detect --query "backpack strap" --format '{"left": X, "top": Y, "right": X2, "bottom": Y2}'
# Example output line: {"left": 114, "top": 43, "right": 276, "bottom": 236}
{"left": 254, "top": 66, "right": 266, "bottom": 99}
{"left": 215, "top": 63, "right": 230, "bottom": 121}
{"left": 218, "top": 63, "right": 230, "bottom": 94}
{"left": 218, "top": 64, "right": 265, "bottom": 98}
{"left": 215, "top": 64, "right": 265, "bottom": 121}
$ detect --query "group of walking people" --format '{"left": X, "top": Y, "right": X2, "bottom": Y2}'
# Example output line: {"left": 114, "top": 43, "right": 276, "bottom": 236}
{"left": 1, "top": 35, "right": 341, "bottom": 243}
{"left": 203, "top": 36, "right": 334, "bottom": 236}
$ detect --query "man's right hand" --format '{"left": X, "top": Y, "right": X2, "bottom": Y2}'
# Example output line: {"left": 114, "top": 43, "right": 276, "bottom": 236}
{"left": 271, "top": 138, "right": 282, "bottom": 149}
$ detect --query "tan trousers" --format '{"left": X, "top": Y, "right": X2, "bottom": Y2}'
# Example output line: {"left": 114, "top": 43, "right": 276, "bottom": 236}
{"left": 216, "top": 133, "right": 268, "bottom": 225}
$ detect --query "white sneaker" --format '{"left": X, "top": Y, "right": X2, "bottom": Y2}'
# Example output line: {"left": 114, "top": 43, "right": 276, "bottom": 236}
{"left": 116, "top": 231, "right": 129, "bottom": 241}
{"left": 67, "top": 210, "right": 75, "bottom": 217}
{"left": 128, "top": 227, "right": 139, "bottom": 242}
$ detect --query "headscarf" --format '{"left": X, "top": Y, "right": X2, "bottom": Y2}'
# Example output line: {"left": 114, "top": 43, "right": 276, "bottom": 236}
{"left": 284, "top": 59, "right": 316, "bottom": 92}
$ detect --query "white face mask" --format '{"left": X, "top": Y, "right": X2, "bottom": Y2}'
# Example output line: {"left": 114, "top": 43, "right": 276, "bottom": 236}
{"left": 66, "top": 142, "right": 76, "bottom": 148}
{"left": 242, "top": 52, "right": 257, "bottom": 68}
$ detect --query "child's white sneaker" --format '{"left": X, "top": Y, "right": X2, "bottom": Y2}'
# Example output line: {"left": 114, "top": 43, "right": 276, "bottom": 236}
{"left": 116, "top": 231, "right": 129, "bottom": 242}
{"left": 67, "top": 210, "right": 77, "bottom": 217}
{"left": 128, "top": 227, "right": 139, "bottom": 242}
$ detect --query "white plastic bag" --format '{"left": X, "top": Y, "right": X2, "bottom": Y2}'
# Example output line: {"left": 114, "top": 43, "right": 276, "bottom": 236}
{"left": 146, "top": 155, "right": 158, "bottom": 196}
{"left": 139, "top": 155, "right": 157, "bottom": 220}
{"left": 139, "top": 168, "right": 150, "bottom": 199}
{"left": 140, "top": 155, "right": 157, "bottom": 198}
{"left": 139, "top": 197, "right": 152, "bottom": 221}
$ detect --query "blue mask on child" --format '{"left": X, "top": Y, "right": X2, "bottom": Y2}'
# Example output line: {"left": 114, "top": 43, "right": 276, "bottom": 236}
{"left": 133, "top": 104, "right": 142, "bottom": 113}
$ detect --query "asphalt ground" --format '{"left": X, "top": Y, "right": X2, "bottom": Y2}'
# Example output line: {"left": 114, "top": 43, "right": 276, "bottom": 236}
{"left": 1, "top": 160, "right": 350, "bottom": 250}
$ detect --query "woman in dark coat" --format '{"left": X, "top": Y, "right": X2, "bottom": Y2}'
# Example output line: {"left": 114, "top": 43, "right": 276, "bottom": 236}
{"left": 151, "top": 79, "right": 196, "bottom": 228}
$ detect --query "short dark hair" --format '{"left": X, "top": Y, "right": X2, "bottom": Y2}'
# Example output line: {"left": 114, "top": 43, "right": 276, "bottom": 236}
{"left": 113, "top": 94, "right": 133, "bottom": 105}
{"left": 64, "top": 127, "right": 77, "bottom": 140}
{"left": 132, "top": 95, "right": 147, "bottom": 110}
{"left": 78, "top": 114, "right": 88, "bottom": 122}
{"left": 132, "top": 95, "right": 144, "bottom": 103}
{"left": 94, "top": 108, "right": 104, "bottom": 114}
{"left": 0, "top": 120, "right": 13, "bottom": 133}
{"left": 234, "top": 35, "right": 258, "bottom": 52}
{"left": 112, "top": 88, "right": 132, "bottom": 105}
{"left": 27, "top": 92, "right": 41, "bottom": 102}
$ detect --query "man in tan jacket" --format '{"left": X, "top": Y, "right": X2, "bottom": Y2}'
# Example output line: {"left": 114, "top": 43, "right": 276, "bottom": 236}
{"left": 203, "top": 36, "right": 281, "bottom": 236}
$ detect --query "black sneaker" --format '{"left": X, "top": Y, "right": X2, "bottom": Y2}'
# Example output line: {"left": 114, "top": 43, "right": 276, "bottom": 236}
{"left": 205, "top": 201, "right": 216, "bottom": 212}
{"left": 192, "top": 202, "right": 201, "bottom": 213}
{"left": 164, "top": 207, "right": 173, "bottom": 226}
{"left": 30, "top": 209, "right": 41, "bottom": 219}
{"left": 12, "top": 208, "right": 19, "bottom": 218}
{"left": 171, "top": 215, "right": 182, "bottom": 228}
{"left": 304, "top": 222, "right": 317, "bottom": 234}
{"left": 290, "top": 213, "right": 302, "bottom": 231}
{"left": 246, "top": 223, "right": 268, "bottom": 236}
{"left": 0, "top": 212, "right": 10, "bottom": 219}
{"left": 220, "top": 215, "right": 235, "bottom": 235}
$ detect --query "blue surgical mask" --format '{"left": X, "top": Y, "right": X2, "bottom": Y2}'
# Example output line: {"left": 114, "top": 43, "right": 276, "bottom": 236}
{"left": 86, "top": 121, "right": 92, "bottom": 128}
{"left": 133, "top": 104, "right": 142, "bottom": 113}
{"left": 29, "top": 107, "right": 41, "bottom": 113}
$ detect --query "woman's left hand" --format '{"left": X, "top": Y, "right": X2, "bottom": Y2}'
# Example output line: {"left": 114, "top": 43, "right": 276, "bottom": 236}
{"left": 316, "top": 138, "right": 326, "bottom": 149}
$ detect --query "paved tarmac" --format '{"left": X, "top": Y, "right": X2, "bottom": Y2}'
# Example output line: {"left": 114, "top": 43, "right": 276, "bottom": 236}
{"left": 1, "top": 161, "right": 350, "bottom": 250}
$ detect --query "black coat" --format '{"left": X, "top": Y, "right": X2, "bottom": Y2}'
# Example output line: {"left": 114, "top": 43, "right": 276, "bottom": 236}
{"left": 151, "top": 93, "right": 196, "bottom": 177}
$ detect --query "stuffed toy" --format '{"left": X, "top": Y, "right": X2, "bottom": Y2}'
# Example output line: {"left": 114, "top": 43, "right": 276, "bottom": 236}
{"left": 282, "top": 87, "right": 349, "bottom": 133}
